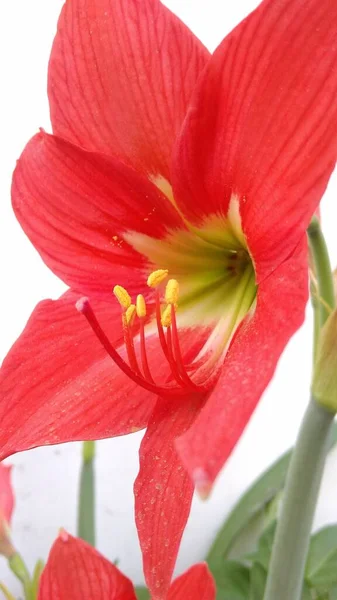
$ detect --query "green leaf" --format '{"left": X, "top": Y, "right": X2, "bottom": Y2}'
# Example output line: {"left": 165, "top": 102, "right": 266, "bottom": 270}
{"left": 250, "top": 521, "right": 277, "bottom": 571}
{"left": 213, "top": 561, "right": 250, "bottom": 600}
{"left": 306, "top": 525, "right": 337, "bottom": 591}
{"left": 248, "top": 563, "right": 267, "bottom": 600}
{"left": 135, "top": 587, "right": 150, "bottom": 600}
{"left": 311, "top": 592, "right": 337, "bottom": 600}
{"left": 328, "top": 585, "right": 337, "bottom": 599}
{"left": 207, "top": 422, "right": 337, "bottom": 574}
{"left": 206, "top": 451, "right": 290, "bottom": 571}
{"left": 228, "top": 492, "right": 282, "bottom": 562}
{"left": 300, "top": 582, "right": 312, "bottom": 600}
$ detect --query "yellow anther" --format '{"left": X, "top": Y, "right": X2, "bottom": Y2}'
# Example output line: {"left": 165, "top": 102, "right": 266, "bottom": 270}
{"left": 147, "top": 269, "right": 168, "bottom": 288}
{"left": 125, "top": 304, "right": 136, "bottom": 326}
{"left": 161, "top": 304, "right": 172, "bottom": 328}
{"left": 165, "top": 279, "right": 179, "bottom": 305}
{"left": 136, "top": 294, "right": 146, "bottom": 318}
{"left": 113, "top": 285, "right": 131, "bottom": 309}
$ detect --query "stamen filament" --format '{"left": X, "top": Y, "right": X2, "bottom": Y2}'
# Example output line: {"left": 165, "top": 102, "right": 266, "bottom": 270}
{"left": 122, "top": 313, "right": 142, "bottom": 377}
{"left": 161, "top": 304, "right": 172, "bottom": 328}
{"left": 165, "top": 327, "right": 188, "bottom": 387}
{"left": 139, "top": 318, "right": 154, "bottom": 383}
{"left": 170, "top": 304, "right": 200, "bottom": 390}
{"left": 76, "top": 298, "right": 188, "bottom": 397}
{"left": 155, "top": 289, "right": 169, "bottom": 360}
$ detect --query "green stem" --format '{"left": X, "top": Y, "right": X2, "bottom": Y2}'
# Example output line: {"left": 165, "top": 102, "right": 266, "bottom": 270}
{"left": 263, "top": 400, "right": 334, "bottom": 600}
{"left": 308, "top": 216, "right": 335, "bottom": 328}
{"left": 83, "top": 440, "right": 95, "bottom": 463}
{"left": 77, "top": 441, "right": 96, "bottom": 546}
{"left": 263, "top": 218, "right": 335, "bottom": 600}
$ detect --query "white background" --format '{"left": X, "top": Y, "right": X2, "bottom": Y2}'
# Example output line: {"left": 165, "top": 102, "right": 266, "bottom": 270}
{"left": 1, "top": 0, "right": 337, "bottom": 596}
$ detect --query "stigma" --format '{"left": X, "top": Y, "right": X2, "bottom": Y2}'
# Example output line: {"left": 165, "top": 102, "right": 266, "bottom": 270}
{"left": 76, "top": 270, "right": 219, "bottom": 398}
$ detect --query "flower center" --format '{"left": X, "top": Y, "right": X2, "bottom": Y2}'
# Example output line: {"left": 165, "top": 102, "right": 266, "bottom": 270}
{"left": 124, "top": 195, "right": 256, "bottom": 326}
{"left": 76, "top": 198, "right": 257, "bottom": 398}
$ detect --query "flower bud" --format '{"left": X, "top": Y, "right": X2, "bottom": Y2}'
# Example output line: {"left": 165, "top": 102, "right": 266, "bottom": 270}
{"left": 312, "top": 308, "right": 337, "bottom": 413}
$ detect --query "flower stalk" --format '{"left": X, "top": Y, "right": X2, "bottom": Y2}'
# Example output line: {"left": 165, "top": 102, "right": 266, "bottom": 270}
{"left": 263, "top": 399, "right": 334, "bottom": 600}
{"left": 263, "top": 219, "right": 336, "bottom": 600}
{"left": 77, "top": 441, "right": 96, "bottom": 547}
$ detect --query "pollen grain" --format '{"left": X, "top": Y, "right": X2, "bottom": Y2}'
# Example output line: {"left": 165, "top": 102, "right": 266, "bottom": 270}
{"left": 136, "top": 294, "right": 146, "bottom": 318}
{"left": 165, "top": 279, "right": 179, "bottom": 305}
{"left": 113, "top": 285, "right": 131, "bottom": 309}
{"left": 147, "top": 269, "right": 168, "bottom": 288}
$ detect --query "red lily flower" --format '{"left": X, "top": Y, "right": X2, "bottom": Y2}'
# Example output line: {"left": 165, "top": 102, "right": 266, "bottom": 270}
{"left": 38, "top": 531, "right": 215, "bottom": 600}
{"left": 2, "top": 0, "right": 337, "bottom": 597}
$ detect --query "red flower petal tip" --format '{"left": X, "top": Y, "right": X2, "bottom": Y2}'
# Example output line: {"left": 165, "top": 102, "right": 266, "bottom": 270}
{"left": 58, "top": 528, "right": 70, "bottom": 543}
{"left": 192, "top": 468, "right": 212, "bottom": 501}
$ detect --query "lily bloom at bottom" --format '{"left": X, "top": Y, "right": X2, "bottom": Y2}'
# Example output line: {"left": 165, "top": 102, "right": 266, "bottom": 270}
{"left": 38, "top": 532, "right": 215, "bottom": 600}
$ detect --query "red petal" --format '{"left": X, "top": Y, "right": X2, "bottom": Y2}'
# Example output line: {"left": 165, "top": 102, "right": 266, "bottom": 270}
{"left": 48, "top": 0, "right": 209, "bottom": 180}
{"left": 0, "top": 465, "right": 14, "bottom": 525}
{"left": 12, "top": 132, "right": 184, "bottom": 297}
{"left": 173, "top": 0, "right": 337, "bottom": 281}
{"left": 168, "top": 564, "right": 215, "bottom": 600}
{"left": 176, "top": 239, "right": 308, "bottom": 489}
{"left": 134, "top": 393, "right": 205, "bottom": 600}
{"left": 38, "top": 531, "right": 136, "bottom": 600}
{"left": 0, "top": 291, "right": 158, "bottom": 459}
